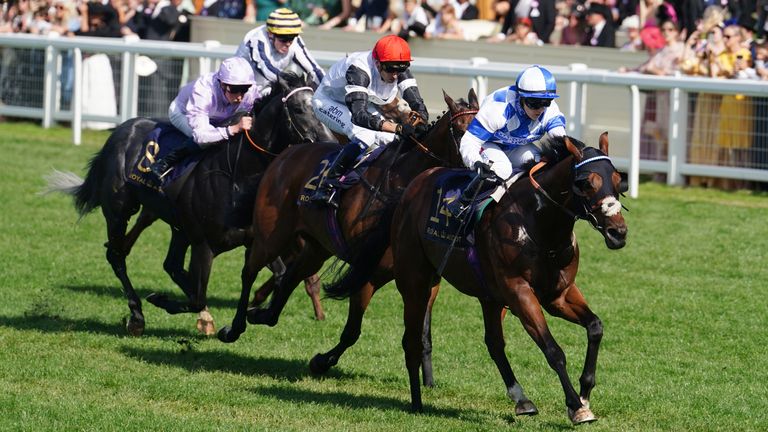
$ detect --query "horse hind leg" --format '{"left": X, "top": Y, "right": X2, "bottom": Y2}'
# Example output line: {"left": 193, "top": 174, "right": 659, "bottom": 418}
{"left": 420, "top": 283, "right": 440, "bottom": 388}
{"left": 103, "top": 206, "right": 145, "bottom": 336}
{"left": 122, "top": 208, "right": 157, "bottom": 256}
{"left": 479, "top": 300, "right": 538, "bottom": 416}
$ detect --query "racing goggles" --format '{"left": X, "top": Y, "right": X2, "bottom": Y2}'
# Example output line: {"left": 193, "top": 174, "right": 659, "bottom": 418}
{"left": 381, "top": 62, "right": 410, "bottom": 73}
{"left": 224, "top": 84, "right": 252, "bottom": 95}
{"left": 522, "top": 97, "right": 553, "bottom": 110}
{"left": 275, "top": 34, "right": 298, "bottom": 43}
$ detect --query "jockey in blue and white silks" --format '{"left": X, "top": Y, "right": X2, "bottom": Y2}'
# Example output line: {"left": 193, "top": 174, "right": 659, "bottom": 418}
{"left": 235, "top": 8, "right": 324, "bottom": 97}
{"left": 460, "top": 65, "right": 567, "bottom": 181}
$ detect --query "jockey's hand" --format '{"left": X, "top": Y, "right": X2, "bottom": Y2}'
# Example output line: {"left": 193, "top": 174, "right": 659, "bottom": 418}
{"left": 396, "top": 123, "right": 427, "bottom": 140}
{"left": 230, "top": 116, "right": 253, "bottom": 136}
{"left": 473, "top": 161, "right": 496, "bottom": 180}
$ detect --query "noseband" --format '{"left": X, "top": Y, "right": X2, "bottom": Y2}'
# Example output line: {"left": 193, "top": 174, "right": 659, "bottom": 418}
{"left": 244, "top": 85, "right": 315, "bottom": 155}
{"left": 413, "top": 108, "right": 478, "bottom": 165}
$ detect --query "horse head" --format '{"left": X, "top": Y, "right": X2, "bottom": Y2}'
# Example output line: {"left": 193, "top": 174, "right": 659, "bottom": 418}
{"left": 538, "top": 133, "right": 628, "bottom": 249}
{"left": 249, "top": 72, "right": 335, "bottom": 154}
{"left": 417, "top": 88, "right": 479, "bottom": 167}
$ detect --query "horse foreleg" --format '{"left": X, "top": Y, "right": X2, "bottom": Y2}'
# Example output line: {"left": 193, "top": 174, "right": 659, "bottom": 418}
{"left": 309, "top": 282, "right": 374, "bottom": 375}
{"left": 513, "top": 288, "right": 595, "bottom": 424}
{"left": 163, "top": 230, "right": 192, "bottom": 298}
{"left": 479, "top": 299, "right": 538, "bottom": 416}
{"left": 304, "top": 273, "right": 324, "bottom": 321}
{"left": 217, "top": 245, "right": 266, "bottom": 343}
{"left": 544, "top": 283, "right": 602, "bottom": 408}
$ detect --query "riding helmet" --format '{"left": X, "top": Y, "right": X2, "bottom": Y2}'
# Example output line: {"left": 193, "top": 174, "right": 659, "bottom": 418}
{"left": 515, "top": 65, "right": 559, "bottom": 99}
{"left": 216, "top": 57, "right": 256, "bottom": 86}
{"left": 266, "top": 8, "right": 303, "bottom": 35}
{"left": 372, "top": 35, "right": 413, "bottom": 62}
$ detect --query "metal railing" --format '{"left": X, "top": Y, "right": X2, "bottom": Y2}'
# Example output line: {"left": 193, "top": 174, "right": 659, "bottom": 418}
{"left": 1, "top": 32, "right": 767, "bottom": 197}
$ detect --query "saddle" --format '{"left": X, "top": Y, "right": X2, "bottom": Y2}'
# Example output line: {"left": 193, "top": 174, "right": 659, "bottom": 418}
{"left": 298, "top": 146, "right": 388, "bottom": 206}
{"left": 424, "top": 169, "right": 497, "bottom": 248}
{"left": 127, "top": 123, "right": 203, "bottom": 201}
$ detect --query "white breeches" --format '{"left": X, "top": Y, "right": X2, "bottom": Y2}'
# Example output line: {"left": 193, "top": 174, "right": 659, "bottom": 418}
{"left": 312, "top": 91, "right": 397, "bottom": 151}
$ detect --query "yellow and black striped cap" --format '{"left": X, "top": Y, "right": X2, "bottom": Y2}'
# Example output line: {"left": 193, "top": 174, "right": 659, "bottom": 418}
{"left": 266, "top": 8, "right": 303, "bottom": 35}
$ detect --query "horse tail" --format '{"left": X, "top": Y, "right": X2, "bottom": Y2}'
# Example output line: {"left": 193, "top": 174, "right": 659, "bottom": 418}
{"left": 323, "top": 206, "right": 395, "bottom": 300}
{"left": 42, "top": 143, "right": 111, "bottom": 219}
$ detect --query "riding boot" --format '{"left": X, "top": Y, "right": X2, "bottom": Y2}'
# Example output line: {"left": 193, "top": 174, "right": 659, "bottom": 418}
{"left": 309, "top": 139, "right": 366, "bottom": 207}
{"left": 450, "top": 174, "right": 486, "bottom": 217}
{"left": 150, "top": 144, "right": 197, "bottom": 180}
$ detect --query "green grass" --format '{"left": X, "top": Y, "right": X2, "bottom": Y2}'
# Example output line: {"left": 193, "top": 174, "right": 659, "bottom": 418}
{"left": 1, "top": 120, "right": 767, "bottom": 431}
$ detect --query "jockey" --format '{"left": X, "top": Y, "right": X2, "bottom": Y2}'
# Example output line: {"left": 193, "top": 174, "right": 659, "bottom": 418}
{"left": 458, "top": 65, "right": 566, "bottom": 201}
{"left": 309, "top": 34, "right": 429, "bottom": 207}
{"left": 235, "top": 8, "right": 325, "bottom": 97}
{"left": 150, "top": 56, "right": 259, "bottom": 179}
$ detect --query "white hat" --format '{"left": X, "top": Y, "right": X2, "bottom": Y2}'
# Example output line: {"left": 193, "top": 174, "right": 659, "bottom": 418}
{"left": 135, "top": 55, "right": 157, "bottom": 77}
{"left": 621, "top": 15, "right": 640, "bottom": 30}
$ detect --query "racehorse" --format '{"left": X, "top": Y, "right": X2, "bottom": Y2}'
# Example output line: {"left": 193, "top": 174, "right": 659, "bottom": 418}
{"left": 390, "top": 133, "right": 627, "bottom": 424}
{"left": 45, "top": 72, "right": 334, "bottom": 336}
{"left": 216, "top": 89, "right": 480, "bottom": 369}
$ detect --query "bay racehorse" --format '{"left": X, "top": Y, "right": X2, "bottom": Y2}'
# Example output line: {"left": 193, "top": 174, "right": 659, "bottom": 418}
{"left": 216, "top": 90, "right": 480, "bottom": 378}
{"left": 390, "top": 133, "right": 627, "bottom": 424}
{"left": 44, "top": 72, "right": 334, "bottom": 336}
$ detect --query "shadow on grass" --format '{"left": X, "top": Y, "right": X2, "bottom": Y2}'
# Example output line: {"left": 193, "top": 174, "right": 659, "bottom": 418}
{"left": 248, "top": 382, "right": 514, "bottom": 424}
{"left": 0, "top": 313, "right": 197, "bottom": 339}
{"left": 57, "top": 283, "right": 239, "bottom": 309}
{"left": 119, "top": 346, "right": 369, "bottom": 383}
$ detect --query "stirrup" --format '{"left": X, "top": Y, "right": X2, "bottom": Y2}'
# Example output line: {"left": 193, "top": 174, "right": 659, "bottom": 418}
{"left": 150, "top": 161, "right": 171, "bottom": 180}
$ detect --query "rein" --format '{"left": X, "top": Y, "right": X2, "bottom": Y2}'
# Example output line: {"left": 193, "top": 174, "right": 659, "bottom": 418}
{"left": 243, "top": 86, "right": 315, "bottom": 156}
{"left": 411, "top": 108, "right": 478, "bottom": 164}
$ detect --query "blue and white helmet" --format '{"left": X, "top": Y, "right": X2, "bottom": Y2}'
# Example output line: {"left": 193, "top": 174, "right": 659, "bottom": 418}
{"left": 515, "top": 65, "right": 559, "bottom": 99}
{"left": 215, "top": 57, "right": 256, "bottom": 86}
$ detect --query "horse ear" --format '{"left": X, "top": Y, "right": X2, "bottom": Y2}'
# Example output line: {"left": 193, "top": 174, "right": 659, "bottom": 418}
{"left": 468, "top": 87, "right": 479, "bottom": 108}
{"left": 599, "top": 131, "right": 609, "bottom": 155}
{"left": 443, "top": 90, "right": 459, "bottom": 112}
{"left": 564, "top": 136, "right": 583, "bottom": 161}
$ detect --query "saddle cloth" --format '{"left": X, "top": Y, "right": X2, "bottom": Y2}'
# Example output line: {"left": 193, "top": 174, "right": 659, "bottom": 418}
{"left": 127, "top": 123, "right": 202, "bottom": 194}
{"left": 298, "top": 146, "right": 387, "bottom": 207}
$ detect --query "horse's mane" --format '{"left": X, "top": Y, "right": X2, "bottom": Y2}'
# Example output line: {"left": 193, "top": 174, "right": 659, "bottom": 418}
{"left": 539, "top": 135, "right": 587, "bottom": 165}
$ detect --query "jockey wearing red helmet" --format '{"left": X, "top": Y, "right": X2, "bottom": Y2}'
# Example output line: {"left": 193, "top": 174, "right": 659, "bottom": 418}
{"left": 309, "top": 35, "right": 429, "bottom": 207}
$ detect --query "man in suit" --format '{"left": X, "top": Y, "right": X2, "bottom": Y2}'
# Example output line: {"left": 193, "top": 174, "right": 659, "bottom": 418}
{"left": 495, "top": 0, "right": 557, "bottom": 43}
{"left": 583, "top": 3, "right": 615, "bottom": 48}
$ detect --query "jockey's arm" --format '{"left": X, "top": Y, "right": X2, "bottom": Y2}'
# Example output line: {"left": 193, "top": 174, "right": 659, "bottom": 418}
{"left": 344, "top": 65, "right": 392, "bottom": 131}
{"left": 397, "top": 70, "right": 429, "bottom": 122}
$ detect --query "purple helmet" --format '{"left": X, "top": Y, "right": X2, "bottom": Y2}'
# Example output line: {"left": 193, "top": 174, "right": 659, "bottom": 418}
{"left": 215, "top": 57, "right": 255, "bottom": 86}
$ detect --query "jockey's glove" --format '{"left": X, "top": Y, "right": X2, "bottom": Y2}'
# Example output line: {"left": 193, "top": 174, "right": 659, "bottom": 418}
{"left": 473, "top": 161, "right": 496, "bottom": 181}
{"left": 396, "top": 123, "right": 428, "bottom": 140}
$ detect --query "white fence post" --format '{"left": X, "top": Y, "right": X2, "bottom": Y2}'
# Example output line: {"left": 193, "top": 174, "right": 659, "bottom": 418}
{"left": 120, "top": 35, "right": 138, "bottom": 123}
{"left": 629, "top": 85, "right": 641, "bottom": 199}
{"left": 42, "top": 37, "right": 58, "bottom": 129}
{"left": 667, "top": 84, "right": 687, "bottom": 186}
{"left": 567, "top": 63, "right": 587, "bottom": 139}
{"left": 470, "top": 57, "right": 489, "bottom": 100}
{"left": 72, "top": 47, "right": 82, "bottom": 145}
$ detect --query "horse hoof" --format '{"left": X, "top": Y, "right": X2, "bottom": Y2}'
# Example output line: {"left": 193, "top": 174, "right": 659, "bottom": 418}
{"left": 197, "top": 319, "right": 216, "bottom": 336}
{"left": 216, "top": 326, "right": 240, "bottom": 343}
{"left": 515, "top": 400, "right": 538, "bottom": 416}
{"left": 125, "top": 317, "right": 145, "bottom": 337}
{"left": 247, "top": 307, "right": 276, "bottom": 326}
{"left": 309, "top": 354, "right": 332, "bottom": 375}
{"left": 568, "top": 406, "right": 597, "bottom": 424}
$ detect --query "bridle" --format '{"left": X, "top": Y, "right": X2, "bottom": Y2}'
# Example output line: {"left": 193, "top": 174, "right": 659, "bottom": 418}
{"left": 411, "top": 107, "right": 478, "bottom": 165}
{"left": 244, "top": 85, "right": 314, "bottom": 155}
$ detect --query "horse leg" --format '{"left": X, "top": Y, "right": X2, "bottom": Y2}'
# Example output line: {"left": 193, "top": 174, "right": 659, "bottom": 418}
{"left": 421, "top": 283, "right": 440, "bottom": 388}
{"left": 512, "top": 289, "right": 595, "bottom": 424}
{"left": 123, "top": 208, "right": 157, "bottom": 256}
{"left": 478, "top": 299, "right": 538, "bottom": 416}
{"left": 103, "top": 208, "right": 145, "bottom": 336}
{"left": 303, "top": 273, "right": 324, "bottom": 321}
{"left": 247, "top": 242, "right": 328, "bottom": 327}
{"left": 543, "top": 284, "right": 602, "bottom": 410}
{"left": 309, "top": 282, "right": 375, "bottom": 375}
{"left": 217, "top": 243, "right": 267, "bottom": 343}
{"left": 398, "top": 277, "right": 433, "bottom": 413}
{"left": 249, "top": 257, "right": 287, "bottom": 309}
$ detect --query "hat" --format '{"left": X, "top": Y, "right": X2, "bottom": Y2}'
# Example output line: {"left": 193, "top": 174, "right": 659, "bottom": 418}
{"left": 640, "top": 26, "right": 665, "bottom": 50}
{"left": 621, "top": 15, "right": 640, "bottom": 30}
{"left": 517, "top": 17, "right": 533, "bottom": 27}
{"left": 135, "top": 56, "right": 157, "bottom": 77}
{"left": 586, "top": 3, "right": 611, "bottom": 20}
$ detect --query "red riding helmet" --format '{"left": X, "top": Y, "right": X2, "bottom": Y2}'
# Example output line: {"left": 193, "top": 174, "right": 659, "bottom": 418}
{"left": 372, "top": 35, "right": 413, "bottom": 62}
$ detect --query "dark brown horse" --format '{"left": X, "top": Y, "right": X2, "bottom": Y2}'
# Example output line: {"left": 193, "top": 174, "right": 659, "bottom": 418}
{"left": 216, "top": 89, "right": 479, "bottom": 363}
{"left": 45, "top": 72, "right": 334, "bottom": 336}
{"left": 390, "top": 133, "right": 627, "bottom": 424}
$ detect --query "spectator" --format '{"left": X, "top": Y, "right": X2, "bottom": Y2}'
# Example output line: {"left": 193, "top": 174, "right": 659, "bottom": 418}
{"left": 452, "top": 0, "right": 478, "bottom": 20}
{"left": 289, "top": 0, "right": 343, "bottom": 25}
{"left": 619, "top": 14, "right": 644, "bottom": 51}
{"left": 425, "top": 3, "right": 464, "bottom": 40}
{"left": 504, "top": 16, "right": 541, "bottom": 44}
{"left": 344, "top": 0, "right": 389, "bottom": 31}
{"left": 318, "top": 0, "right": 352, "bottom": 29}
{"left": 201, "top": 0, "right": 256, "bottom": 22}
{"left": 390, "top": 0, "right": 430, "bottom": 40}
{"left": 583, "top": 2, "right": 616, "bottom": 47}
{"left": 554, "top": 4, "right": 587, "bottom": 45}
{"left": 494, "top": 0, "right": 556, "bottom": 43}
